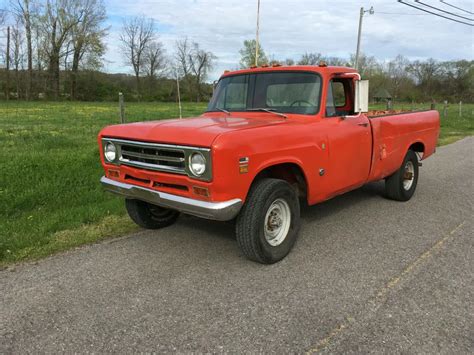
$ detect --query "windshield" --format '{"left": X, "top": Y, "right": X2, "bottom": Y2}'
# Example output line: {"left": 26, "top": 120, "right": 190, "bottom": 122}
{"left": 207, "top": 72, "right": 322, "bottom": 115}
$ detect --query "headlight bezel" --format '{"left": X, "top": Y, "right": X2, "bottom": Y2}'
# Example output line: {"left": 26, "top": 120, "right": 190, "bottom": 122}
{"left": 189, "top": 152, "right": 207, "bottom": 177}
{"left": 104, "top": 141, "right": 118, "bottom": 163}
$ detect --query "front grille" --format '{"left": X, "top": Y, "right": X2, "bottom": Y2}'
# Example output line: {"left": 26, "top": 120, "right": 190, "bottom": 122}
{"left": 102, "top": 138, "right": 212, "bottom": 181}
{"left": 117, "top": 140, "right": 186, "bottom": 174}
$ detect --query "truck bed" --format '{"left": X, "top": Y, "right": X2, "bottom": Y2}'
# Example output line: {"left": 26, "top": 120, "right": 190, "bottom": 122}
{"left": 367, "top": 109, "right": 431, "bottom": 118}
{"left": 367, "top": 110, "right": 440, "bottom": 182}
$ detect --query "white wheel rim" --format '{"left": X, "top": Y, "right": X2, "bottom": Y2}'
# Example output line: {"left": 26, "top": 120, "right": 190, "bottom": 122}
{"left": 403, "top": 161, "right": 415, "bottom": 191}
{"left": 264, "top": 199, "right": 291, "bottom": 247}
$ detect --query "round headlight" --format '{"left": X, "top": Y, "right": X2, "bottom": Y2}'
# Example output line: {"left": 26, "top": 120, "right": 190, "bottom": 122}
{"left": 104, "top": 142, "right": 117, "bottom": 162}
{"left": 189, "top": 152, "right": 206, "bottom": 176}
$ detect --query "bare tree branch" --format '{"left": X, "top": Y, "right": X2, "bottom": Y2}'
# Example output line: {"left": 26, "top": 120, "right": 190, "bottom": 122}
{"left": 120, "top": 16, "right": 155, "bottom": 97}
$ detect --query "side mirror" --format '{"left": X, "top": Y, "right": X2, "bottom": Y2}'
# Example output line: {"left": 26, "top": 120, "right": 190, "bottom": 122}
{"left": 355, "top": 80, "right": 369, "bottom": 113}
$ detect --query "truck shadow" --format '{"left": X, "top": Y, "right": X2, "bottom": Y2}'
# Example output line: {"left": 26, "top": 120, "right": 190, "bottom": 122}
{"left": 175, "top": 180, "right": 386, "bottom": 241}
{"left": 301, "top": 180, "right": 386, "bottom": 220}
{"left": 132, "top": 180, "right": 388, "bottom": 266}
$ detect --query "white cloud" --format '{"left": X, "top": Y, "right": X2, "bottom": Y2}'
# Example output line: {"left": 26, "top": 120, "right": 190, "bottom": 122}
{"left": 104, "top": 0, "right": 473, "bottom": 79}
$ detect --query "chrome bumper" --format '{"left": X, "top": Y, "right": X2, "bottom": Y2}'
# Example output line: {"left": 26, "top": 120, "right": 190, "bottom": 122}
{"left": 100, "top": 176, "right": 242, "bottom": 221}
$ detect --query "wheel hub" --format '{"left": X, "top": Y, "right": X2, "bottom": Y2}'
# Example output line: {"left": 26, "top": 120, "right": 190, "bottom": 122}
{"left": 403, "top": 161, "right": 415, "bottom": 191}
{"left": 264, "top": 199, "right": 291, "bottom": 247}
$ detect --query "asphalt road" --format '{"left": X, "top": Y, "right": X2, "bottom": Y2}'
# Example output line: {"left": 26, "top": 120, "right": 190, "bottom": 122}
{"left": 1, "top": 137, "right": 473, "bottom": 354}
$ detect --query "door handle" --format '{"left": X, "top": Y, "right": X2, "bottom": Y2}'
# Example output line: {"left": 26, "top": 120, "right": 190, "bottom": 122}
{"left": 358, "top": 123, "right": 369, "bottom": 127}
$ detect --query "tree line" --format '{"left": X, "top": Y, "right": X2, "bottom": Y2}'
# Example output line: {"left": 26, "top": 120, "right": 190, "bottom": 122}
{"left": 0, "top": 2, "right": 472, "bottom": 103}
{"left": 0, "top": 0, "right": 216, "bottom": 102}
{"left": 240, "top": 40, "right": 473, "bottom": 103}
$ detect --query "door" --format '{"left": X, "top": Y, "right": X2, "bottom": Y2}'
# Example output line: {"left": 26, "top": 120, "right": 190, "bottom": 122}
{"left": 324, "top": 78, "right": 372, "bottom": 194}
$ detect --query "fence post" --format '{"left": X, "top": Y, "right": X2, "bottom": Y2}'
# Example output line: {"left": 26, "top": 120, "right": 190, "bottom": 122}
{"left": 443, "top": 100, "right": 448, "bottom": 119}
{"left": 119, "top": 92, "right": 125, "bottom": 124}
{"left": 459, "top": 101, "right": 462, "bottom": 117}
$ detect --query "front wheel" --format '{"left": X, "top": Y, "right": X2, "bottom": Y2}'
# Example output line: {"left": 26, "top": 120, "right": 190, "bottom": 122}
{"left": 236, "top": 178, "right": 301, "bottom": 264}
{"left": 385, "top": 150, "right": 419, "bottom": 201}
{"left": 125, "top": 199, "right": 180, "bottom": 229}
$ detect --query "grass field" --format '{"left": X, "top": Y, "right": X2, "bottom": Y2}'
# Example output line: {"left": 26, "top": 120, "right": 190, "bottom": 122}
{"left": 1, "top": 101, "right": 472, "bottom": 265}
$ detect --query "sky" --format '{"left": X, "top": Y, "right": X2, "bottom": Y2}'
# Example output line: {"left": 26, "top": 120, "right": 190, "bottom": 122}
{"left": 2, "top": 0, "right": 473, "bottom": 79}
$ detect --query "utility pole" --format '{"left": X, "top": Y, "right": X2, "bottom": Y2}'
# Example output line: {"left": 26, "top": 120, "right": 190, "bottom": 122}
{"left": 119, "top": 93, "right": 125, "bottom": 123}
{"left": 6, "top": 26, "right": 10, "bottom": 101}
{"left": 355, "top": 6, "right": 374, "bottom": 71}
{"left": 176, "top": 66, "right": 183, "bottom": 119}
{"left": 255, "top": 0, "right": 261, "bottom": 66}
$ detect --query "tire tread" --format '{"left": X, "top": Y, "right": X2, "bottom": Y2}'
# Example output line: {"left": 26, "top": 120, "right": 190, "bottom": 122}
{"left": 236, "top": 178, "right": 300, "bottom": 264}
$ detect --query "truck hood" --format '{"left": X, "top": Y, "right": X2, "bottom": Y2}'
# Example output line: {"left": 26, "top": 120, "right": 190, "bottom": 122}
{"left": 100, "top": 115, "right": 287, "bottom": 147}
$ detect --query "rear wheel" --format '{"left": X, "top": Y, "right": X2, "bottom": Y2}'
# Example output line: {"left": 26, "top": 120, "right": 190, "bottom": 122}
{"left": 236, "top": 178, "right": 301, "bottom": 264}
{"left": 385, "top": 150, "right": 419, "bottom": 201}
{"left": 125, "top": 199, "right": 180, "bottom": 229}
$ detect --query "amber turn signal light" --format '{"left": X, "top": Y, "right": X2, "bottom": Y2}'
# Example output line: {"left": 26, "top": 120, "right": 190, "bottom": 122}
{"left": 108, "top": 169, "right": 120, "bottom": 179}
{"left": 193, "top": 186, "right": 210, "bottom": 198}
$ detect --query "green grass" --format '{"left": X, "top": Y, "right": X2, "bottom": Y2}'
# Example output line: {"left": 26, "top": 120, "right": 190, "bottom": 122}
{"left": 0, "top": 101, "right": 472, "bottom": 265}
{"left": 0, "top": 101, "right": 207, "bottom": 266}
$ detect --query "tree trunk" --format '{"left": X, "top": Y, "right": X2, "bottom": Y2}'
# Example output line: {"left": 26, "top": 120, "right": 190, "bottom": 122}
{"left": 195, "top": 74, "right": 202, "bottom": 103}
{"left": 25, "top": 8, "right": 33, "bottom": 100}
{"left": 49, "top": 53, "right": 60, "bottom": 100}
{"left": 15, "top": 68, "right": 20, "bottom": 99}
{"left": 6, "top": 26, "right": 10, "bottom": 101}
{"left": 135, "top": 74, "right": 140, "bottom": 101}
{"left": 71, "top": 48, "right": 81, "bottom": 100}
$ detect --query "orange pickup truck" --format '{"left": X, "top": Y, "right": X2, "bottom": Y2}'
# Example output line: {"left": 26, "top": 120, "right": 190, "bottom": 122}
{"left": 99, "top": 64, "right": 440, "bottom": 264}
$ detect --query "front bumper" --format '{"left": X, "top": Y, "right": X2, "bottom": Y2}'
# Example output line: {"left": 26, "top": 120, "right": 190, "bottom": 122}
{"left": 100, "top": 176, "right": 242, "bottom": 221}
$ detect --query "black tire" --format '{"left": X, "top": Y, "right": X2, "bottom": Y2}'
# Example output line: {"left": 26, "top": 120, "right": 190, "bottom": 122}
{"left": 125, "top": 199, "right": 180, "bottom": 229}
{"left": 385, "top": 150, "right": 419, "bottom": 201}
{"left": 236, "top": 178, "right": 301, "bottom": 264}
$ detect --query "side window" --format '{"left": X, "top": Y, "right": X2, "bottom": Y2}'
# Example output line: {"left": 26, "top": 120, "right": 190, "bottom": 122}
{"left": 332, "top": 81, "right": 346, "bottom": 107}
{"left": 326, "top": 79, "right": 354, "bottom": 117}
{"left": 325, "top": 82, "right": 336, "bottom": 117}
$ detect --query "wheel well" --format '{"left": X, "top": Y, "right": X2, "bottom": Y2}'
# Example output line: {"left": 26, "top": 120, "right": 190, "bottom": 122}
{"left": 253, "top": 163, "right": 307, "bottom": 199}
{"left": 409, "top": 142, "right": 425, "bottom": 159}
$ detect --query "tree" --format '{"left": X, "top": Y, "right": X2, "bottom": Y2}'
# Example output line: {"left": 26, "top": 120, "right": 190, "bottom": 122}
{"left": 11, "top": 19, "right": 25, "bottom": 97}
{"left": 298, "top": 52, "right": 322, "bottom": 65}
{"left": 175, "top": 37, "right": 191, "bottom": 77}
{"left": 39, "top": 0, "right": 84, "bottom": 99}
{"left": 386, "top": 55, "right": 413, "bottom": 100}
{"left": 69, "top": 0, "right": 107, "bottom": 100}
{"left": 10, "top": 0, "right": 34, "bottom": 99}
{"left": 174, "top": 38, "right": 215, "bottom": 101}
{"left": 145, "top": 40, "right": 166, "bottom": 79}
{"left": 350, "top": 53, "right": 381, "bottom": 77}
{"left": 119, "top": 16, "right": 155, "bottom": 98}
{"left": 407, "top": 59, "right": 440, "bottom": 100}
{"left": 143, "top": 40, "right": 166, "bottom": 96}
{"left": 0, "top": 9, "right": 6, "bottom": 26}
{"left": 239, "top": 39, "right": 268, "bottom": 68}
{"left": 188, "top": 42, "right": 215, "bottom": 101}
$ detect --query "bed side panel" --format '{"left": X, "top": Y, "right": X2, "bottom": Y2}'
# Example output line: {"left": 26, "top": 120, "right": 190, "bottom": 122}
{"left": 368, "top": 110, "right": 440, "bottom": 181}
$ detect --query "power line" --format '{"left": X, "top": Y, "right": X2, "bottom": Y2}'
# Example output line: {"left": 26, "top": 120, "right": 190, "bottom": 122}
{"left": 376, "top": 11, "right": 430, "bottom": 15}
{"left": 398, "top": 0, "right": 474, "bottom": 26}
{"left": 440, "top": 0, "right": 473, "bottom": 15}
{"left": 415, "top": 0, "right": 473, "bottom": 21}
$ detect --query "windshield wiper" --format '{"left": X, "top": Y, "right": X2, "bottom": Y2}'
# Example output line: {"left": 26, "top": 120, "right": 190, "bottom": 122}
{"left": 215, "top": 107, "right": 231, "bottom": 116}
{"left": 246, "top": 108, "right": 287, "bottom": 119}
